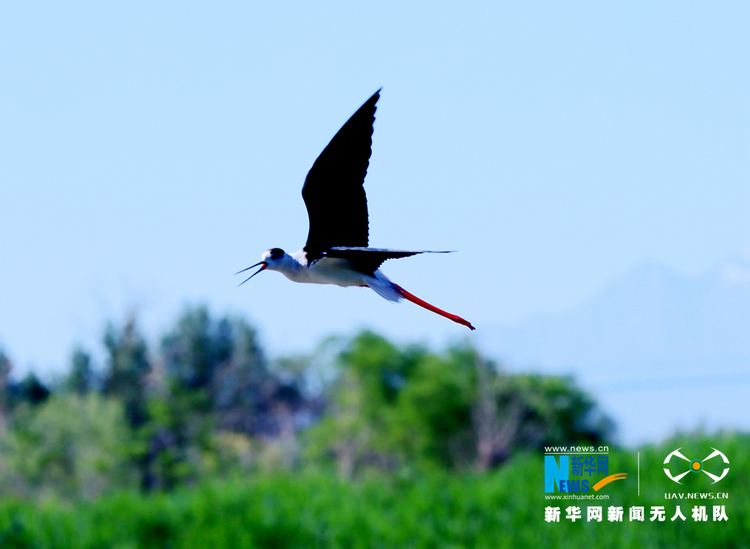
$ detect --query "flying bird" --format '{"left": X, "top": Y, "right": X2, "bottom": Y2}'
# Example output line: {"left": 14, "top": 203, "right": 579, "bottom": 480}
{"left": 237, "top": 89, "right": 474, "bottom": 330}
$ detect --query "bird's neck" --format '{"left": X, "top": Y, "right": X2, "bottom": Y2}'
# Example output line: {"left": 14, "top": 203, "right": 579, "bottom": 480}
{"left": 276, "top": 251, "right": 308, "bottom": 282}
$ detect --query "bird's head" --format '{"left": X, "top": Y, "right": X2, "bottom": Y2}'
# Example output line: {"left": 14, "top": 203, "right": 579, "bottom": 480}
{"left": 236, "top": 248, "right": 287, "bottom": 285}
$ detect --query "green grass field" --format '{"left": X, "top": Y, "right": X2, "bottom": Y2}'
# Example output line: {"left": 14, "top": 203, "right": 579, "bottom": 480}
{"left": 0, "top": 433, "right": 747, "bottom": 549}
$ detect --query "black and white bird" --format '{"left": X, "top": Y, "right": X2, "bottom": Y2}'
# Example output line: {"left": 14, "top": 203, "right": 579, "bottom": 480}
{"left": 237, "top": 89, "right": 474, "bottom": 330}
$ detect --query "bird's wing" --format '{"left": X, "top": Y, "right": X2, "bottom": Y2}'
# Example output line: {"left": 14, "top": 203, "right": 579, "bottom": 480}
{"left": 324, "top": 247, "right": 453, "bottom": 276}
{"left": 302, "top": 90, "right": 380, "bottom": 262}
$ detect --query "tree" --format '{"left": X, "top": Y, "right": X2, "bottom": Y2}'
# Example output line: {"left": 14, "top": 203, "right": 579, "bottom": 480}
{"left": 15, "top": 373, "right": 50, "bottom": 406}
{"left": 306, "top": 331, "right": 441, "bottom": 476}
{"left": 502, "top": 374, "right": 614, "bottom": 450}
{"left": 66, "top": 347, "right": 96, "bottom": 395}
{"left": 0, "top": 349, "right": 12, "bottom": 418}
{"left": 147, "top": 305, "right": 304, "bottom": 487}
{"left": 160, "top": 305, "right": 274, "bottom": 435}
{"left": 207, "top": 314, "right": 271, "bottom": 435}
{"left": 389, "top": 347, "right": 476, "bottom": 469}
{"left": 102, "top": 315, "right": 151, "bottom": 430}
{"left": 0, "top": 350, "right": 51, "bottom": 419}
{"left": 305, "top": 331, "right": 614, "bottom": 476}
{"left": 0, "top": 394, "right": 137, "bottom": 498}
{"left": 99, "top": 315, "right": 157, "bottom": 490}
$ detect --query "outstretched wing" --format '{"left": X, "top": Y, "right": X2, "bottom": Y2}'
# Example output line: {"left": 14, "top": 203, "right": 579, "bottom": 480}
{"left": 302, "top": 90, "right": 380, "bottom": 261}
{"left": 324, "top": 247, "right": 453, "bottom": 276}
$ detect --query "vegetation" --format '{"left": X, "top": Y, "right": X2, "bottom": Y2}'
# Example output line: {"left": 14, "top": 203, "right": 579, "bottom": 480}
{"left": 0, "top": 305, "right": 745, "bottom": 547}
{"left": 0, "top": 432, "right": 747, "bottom": 548}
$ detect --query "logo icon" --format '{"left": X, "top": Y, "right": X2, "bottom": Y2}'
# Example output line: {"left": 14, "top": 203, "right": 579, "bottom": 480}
{"left": 663, "top": 447, "right": 729, "bottom": 484}
{"left": 544, "top": 451, "right": 626, "bottom": 493}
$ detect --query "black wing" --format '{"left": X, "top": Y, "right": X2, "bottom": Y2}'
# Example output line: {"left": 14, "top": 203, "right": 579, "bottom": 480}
{"left": 324, "top": 247, "right": 453, "bottom": 276}
{"left": 302, "top": 90, "right": 380, "bottom": 261}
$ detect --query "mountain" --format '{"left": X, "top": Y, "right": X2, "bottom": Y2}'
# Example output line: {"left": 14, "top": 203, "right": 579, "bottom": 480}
{"left": 483, "top": 253, "right": 750, "bottom": 445}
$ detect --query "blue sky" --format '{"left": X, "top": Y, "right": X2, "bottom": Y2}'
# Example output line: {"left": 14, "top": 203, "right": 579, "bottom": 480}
{"left": 1, "top": 0, "right": 748, "bottom": 393}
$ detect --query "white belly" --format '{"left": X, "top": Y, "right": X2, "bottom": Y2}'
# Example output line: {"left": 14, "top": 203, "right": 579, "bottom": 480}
{"left": 285, "top": 256, "right": 368, "bottom": 287}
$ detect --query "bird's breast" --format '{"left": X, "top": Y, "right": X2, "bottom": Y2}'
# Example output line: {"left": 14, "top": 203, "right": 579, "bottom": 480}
{"left": 285, "top": 256, "right": 368, "bottom": 287}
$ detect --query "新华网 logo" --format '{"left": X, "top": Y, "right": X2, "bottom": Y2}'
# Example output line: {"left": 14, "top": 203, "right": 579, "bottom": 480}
{"left": 544, "top": 448, "right": 627, "bottom": 493}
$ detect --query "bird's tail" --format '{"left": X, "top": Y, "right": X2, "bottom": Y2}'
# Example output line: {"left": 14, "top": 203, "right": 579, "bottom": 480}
{"left": 393, "top": 284, "right": 475, "bottom": 331}
{"left": 365, "top": 272, "right": 403, "bottom": 302}
{"left": 364, "top": 273, "right": 475, "bottom": 330}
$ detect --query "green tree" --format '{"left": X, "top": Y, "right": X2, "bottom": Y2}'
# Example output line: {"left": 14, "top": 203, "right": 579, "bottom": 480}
{"left": 306, "top": 331, "right": 436, "bottom": 476}
{"left": 160, "top": 306, "right": 273, "bottom": 434}
{"left": 305, "top": 331, "right": 614, "bottom": 476}
{"left": 0, "top": 351, "right": 51, "bottom": 419}
{"left": 0, "top": 394, "right": 138, "bottom": 499}
{"left": 147, "top": 305, "right": 290, "bottom": 487}
{"left": 102, "top": 316, "right": 150, "bottom": 430}
{"left": 502, "top": 374, "right": 614, "bottom": 450}
{"left": 16, "top": 372, "right": 50, "bottom": 406}
{"left": 390, "top": 345, "right": 476, "bottom": 469}
{"left": 100, "top": 315, "right": 155, "bottom": 490}
{"left": 0, "top": 349, "right": 12, "bottom": 418}
{"left": 66, "top": 347, "right": 96, "bottom": 395}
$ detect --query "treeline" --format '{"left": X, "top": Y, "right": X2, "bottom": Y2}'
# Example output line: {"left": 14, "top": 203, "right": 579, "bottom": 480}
{"left": 0, "top": 305, "right": 613, "bottom": 499}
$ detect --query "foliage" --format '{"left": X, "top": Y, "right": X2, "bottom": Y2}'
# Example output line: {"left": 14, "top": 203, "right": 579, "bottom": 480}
{"left": 160, "top": 305, "right": 275, "bottom": 435}
{"left": 0, "top": 349, "right": 10, "bottom": 408}
{"left": 144, "top": 306, "right": 305, "bottom": 489}
{"left": 65, "top": 348, "right": 96, "bottom": 396}
{"left": 0, "top": 350, "right": 51, "bottom": 415}
{"left": 0, "top": 394, "right": 138, "bottom": 499}
{"left": 0, "top": 433, "right": 747, "bottom": 548}
{"left": 102, "top": 317, "right": 150, "bottom": 431}
{"left": 498, "top": 374, "right": 615, "bottom": 451}
{"left": 0, "top": 307, "right": 745, "bottom": 546}
{"left": 1, "top": 306, "right": 612, "bottom": 497}
{"left": 305, "top": 331, "right": 613, "bottom": 476}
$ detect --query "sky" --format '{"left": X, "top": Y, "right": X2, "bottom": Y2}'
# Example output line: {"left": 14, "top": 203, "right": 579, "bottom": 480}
{"left": 1, "top": 2, "right": 748, "bottom": 440}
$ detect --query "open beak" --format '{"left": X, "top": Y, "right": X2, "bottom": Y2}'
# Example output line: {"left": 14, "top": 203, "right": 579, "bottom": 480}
{"left": 236, "top": 262, "right": 267, "bottom": 286}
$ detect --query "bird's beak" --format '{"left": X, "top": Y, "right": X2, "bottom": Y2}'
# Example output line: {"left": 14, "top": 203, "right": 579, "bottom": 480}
{"left": 236, "top": 262, "right": 267, "bottom": 286}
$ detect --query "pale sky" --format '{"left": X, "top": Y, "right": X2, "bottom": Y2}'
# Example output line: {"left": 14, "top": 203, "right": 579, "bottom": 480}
{"left": 1, "top": 0, "right": 748, "bottom": 400}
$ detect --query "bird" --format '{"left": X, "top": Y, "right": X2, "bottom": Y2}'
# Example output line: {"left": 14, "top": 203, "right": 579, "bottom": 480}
{"left": 237, "top": 89, "right": 475, "bottom": 331}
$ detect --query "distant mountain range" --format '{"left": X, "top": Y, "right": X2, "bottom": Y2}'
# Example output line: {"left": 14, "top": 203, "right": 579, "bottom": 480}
{"left": 482, "top": 253, "right": 750, "bottom": 445}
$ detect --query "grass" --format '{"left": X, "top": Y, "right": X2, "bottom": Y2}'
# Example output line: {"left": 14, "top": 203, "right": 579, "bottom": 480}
{"left": 0, "top": 433, "right": 747, "bottom": 548}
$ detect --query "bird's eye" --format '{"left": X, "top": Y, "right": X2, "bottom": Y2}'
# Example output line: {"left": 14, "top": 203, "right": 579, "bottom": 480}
{"left": 269, "top": 248, "right": 284, "bottom": 260}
